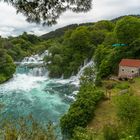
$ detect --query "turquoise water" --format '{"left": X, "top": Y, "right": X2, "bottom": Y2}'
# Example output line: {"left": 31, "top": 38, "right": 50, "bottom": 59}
{"left": 0, "top": 66, "right": 77, "bottom": 128}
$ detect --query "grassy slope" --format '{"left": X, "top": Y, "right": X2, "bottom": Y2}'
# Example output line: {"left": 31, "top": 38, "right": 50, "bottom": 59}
{"left": 88, "top": 77, "right": 140, "bottom": 132}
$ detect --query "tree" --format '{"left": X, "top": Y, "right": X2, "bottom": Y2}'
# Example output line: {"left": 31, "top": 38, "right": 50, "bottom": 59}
{"left": 48, "top": 44, "right": 62, "bottom": 56}
{"left": 2, "top": 0, "right": 92, "bottom": 25}
{"left": 0, "top": 49, "right": 16, "bottom": 83}
{"left": 93, "top": 20, "right": 115, "bottom": 32}
{"left": 90, "top": 30, "right": 106, "bottom": 46}
{"left": 115, "top": 16, "right": 140, "bottom": 44}
{"left": 53, "top": 54, "right": 63, "bottom": 65}
{"left": 94, "top": 45, "right": 111, "bottom": 69}
{"left": 103, "top": 32, "right": 118, "bottom": 46}
{"left": 127, "top": 38, "right": 140, "bottom": 58}
{"left": 69, "top": 26, "right": 91, "bottom": 52}
{"left": 80, "top": 66, "right": 95, "bottom": 85}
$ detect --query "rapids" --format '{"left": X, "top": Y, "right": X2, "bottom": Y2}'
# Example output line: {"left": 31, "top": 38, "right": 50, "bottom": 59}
{"left": 0, "top": 50, "right": 94, "bottom": 138}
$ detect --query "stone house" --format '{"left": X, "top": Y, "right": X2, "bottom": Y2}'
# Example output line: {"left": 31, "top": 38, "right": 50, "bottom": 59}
{"left": 119, "top": 59, "right": 140, "bottom": 79}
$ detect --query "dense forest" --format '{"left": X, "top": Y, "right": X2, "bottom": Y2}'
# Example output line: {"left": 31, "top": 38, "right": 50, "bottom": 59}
{"left": 43, "top": 15, "right": 140, "bottom": 81}
{"left": 59, "top": 15, "right": 140, "bottom": 140}
{"left": 1, "top": 15, "right": 140, "bottom": 139}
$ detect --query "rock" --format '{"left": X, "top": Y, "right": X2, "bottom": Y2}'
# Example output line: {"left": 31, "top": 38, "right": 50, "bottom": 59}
{"left": 119, "top": 89, "right": 129, "bottom": 95}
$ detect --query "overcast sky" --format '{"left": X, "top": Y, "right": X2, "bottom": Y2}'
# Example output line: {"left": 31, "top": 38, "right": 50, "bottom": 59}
{"left": 0, "top": 0, "right": 140, "bottom": 37}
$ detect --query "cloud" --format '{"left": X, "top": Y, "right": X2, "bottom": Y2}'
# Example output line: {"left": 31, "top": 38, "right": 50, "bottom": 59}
{"left": 0, "top": 0, "right": 139, "bottom": 37}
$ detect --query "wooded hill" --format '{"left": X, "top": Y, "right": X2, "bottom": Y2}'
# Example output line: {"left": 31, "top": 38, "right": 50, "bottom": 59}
{"left": 41, "top": 15, "right": 140, "bottom": 40}
{"left": 41, "top": 23, "right": 94, "bottom": 40}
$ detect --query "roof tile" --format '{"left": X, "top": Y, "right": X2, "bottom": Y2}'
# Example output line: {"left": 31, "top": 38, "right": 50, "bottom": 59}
{"left": 120, "top": 59, "right": 140, "bottom": 67}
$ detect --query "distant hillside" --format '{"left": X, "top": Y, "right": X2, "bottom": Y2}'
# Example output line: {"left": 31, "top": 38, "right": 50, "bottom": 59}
{"left": 112, "top": 14, "right": 140, "bottom": 22}
{"left": 41, "top": 15, "right": 140, "bottom": 40}
{"left": 41, "top": 23, "right": 94, "bottom": 40}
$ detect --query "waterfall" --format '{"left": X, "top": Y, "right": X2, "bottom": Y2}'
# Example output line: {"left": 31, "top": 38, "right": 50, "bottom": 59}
{"left": 76, "top": 60, "right": 94, "bottom": 79}
{"left": 16, "top": 50, "right": 49, "bottom": 77}
{"left": 56, "top": 60, "right": 94, "bottom": 86}
{"left": 29, "top": 67, "right": 47, "bottom": 77}
{"left": 21, "top": 50, "right": 49, "bottom": 66}
{"left": 15, "top": 50, "right": 94, "bottom": 86}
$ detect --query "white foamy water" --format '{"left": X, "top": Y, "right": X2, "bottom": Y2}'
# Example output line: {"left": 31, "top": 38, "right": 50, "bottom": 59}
{"left": 0, "top": 74, "right": 46, "bottom": 93}
{"left": 15, "top": 50, "right": 94, "bottom": 87}
{"left": 55, "top": 60, "right": 94, "bottom": 86}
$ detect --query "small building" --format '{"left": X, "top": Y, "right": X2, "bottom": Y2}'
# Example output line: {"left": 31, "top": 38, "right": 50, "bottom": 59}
{"left": 119, "top": 59, "right": 140, "bottom": 79}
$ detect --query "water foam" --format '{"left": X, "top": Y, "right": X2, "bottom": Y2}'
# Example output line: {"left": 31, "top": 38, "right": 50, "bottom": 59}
{"left": 0, "top": 74, "right": 46, "bottom": 93}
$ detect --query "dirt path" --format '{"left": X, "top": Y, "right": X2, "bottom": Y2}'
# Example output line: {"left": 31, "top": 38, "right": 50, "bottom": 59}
{"left": 88, "top": 99, "right": 117, "bottom": 132}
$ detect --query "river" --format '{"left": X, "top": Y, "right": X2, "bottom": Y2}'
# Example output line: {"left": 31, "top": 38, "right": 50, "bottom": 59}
{"left": 0, "top": 50, "right": 93, "bottom": 138}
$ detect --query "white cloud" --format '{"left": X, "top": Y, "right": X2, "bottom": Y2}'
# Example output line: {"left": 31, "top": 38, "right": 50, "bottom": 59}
{"left": 0, "top": 0, "right": 139, "bottom": 37}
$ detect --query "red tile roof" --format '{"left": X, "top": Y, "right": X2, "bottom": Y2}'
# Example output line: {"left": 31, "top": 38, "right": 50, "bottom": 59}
{"left": 120, "top": 59, "right": 140, "bottom": 67}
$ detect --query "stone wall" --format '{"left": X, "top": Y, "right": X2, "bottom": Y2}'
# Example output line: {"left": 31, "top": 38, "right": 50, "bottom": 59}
{"left": 119, "top": 66, "right": 140, "bottom": 78}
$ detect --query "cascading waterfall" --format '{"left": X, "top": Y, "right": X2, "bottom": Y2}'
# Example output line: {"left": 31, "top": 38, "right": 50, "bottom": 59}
{"left": 16, "top": 50, "right": 49, "bottom": 76}
{"left": 76, "top": 60, "right": 94, "bottom": 79}
{"left": 67, "top": 60, "right": 94, "bottom": 86}
{"left": 0, "top": 50, "right": 94, "bottom": 139}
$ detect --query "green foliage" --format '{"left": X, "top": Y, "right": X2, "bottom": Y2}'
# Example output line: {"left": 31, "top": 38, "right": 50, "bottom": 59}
{"left": 115, "top": 82, "right": 130, "bottom": 90}
{"left": 80, "top": 66, "right": 95, "bottom": 85}
{"left": 0, "top": 116, "right": 57, "bottom": 140}
{"left": 115, "top": 94, "right": 140, "bottom": 124}
{"left": 103, "top": 32, "right": 118, "bottom": 46}
{"left": 93, "top": 20, "right": 115, "bottom": 32}
{"left": 115, "top": 16, "right": 140, "bottom": 44}
{"left": 53, "top": 54, "right": 63, "bottom": 65}
{"left": 60, "top": 84, "right": 104, "bottom": 137}
{"left": 8, "top": 35, "right": 48, "bottom": 61}
{"left": 103, "top": 125, "right": 120, "bottom": 140}
{"left": 72, "top": 127, "right": 95, "bottom": 140}
{"left": 71, "top": 124, "right": 140, "bottom": 140}
{"left": 127, "top": 38, "right": 140, "bottom": 58}
{"left": 45, "top": 27, "right": 95, "bottom": 78}
{"left": 43, "top": 16, "right": 140, "bottom": 80}
{"left": 0, "top": 33, "right": 50, "bottom": 84}
{"left": 92, "top": 16, "right": 140, "bottom": 79}
{"left": 94, "top": 45, "right": 111, "bottom": 69}
{"left": 3, "top": 0, "right": 92, "bottom": 26}
{"left": 115, "top": 94, "right": 140, "bottom": 139}
{"left": 0, "top": 49, "right": 16, "bottom": 83}
{"left": 48, "top": 43, "right": 62, "bottom": 55}
{"left": 98, "top": 57, "right": 112, "bottom": 78}
{"left": 90, "top": 30, "right": 106, "bottom": 46}
{"left": 69, "top": 26, "right": 91, "bottom": 52}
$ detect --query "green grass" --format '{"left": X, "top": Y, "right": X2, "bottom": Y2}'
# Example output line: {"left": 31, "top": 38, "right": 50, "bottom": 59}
{"left": 88, "top": 77, "right": 140, "bottom": 132}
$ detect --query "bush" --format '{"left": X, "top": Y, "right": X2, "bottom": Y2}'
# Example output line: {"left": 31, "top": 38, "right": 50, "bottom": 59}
{"left": 103, "top": 125, "right": 120, "bottom": 140}
{"left": 0, "top": 49, "right": 16, "bottom": 83}
{"left": 0, "top": 116, "right": 57, "bottom": 140}
{"left": 114, "top": 94, "right": 140, "bottom": 124}
{"left": 115, "top": 83, "right": 130, "bottom": 90}
{"left": 72, "top": 127, "right": 95, "bottom": 140}
{"left": 60, "top": 84, "right": 104, "bottom": 137}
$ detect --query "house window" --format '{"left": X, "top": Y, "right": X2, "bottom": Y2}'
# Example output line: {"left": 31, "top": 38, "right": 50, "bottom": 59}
{"left": 122, "top": 69, "right": 124, "bottom": 71}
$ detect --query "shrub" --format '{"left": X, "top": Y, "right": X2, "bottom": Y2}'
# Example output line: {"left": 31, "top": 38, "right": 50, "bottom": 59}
{"left": 0, "top": 116, "right": 57, "bottom": 140}
{"left": 103, "top": 125, "right": 120, "bottom": 140}
{"left": 115, "top": 83, "right": 130, "bottom": 90}
{"left": 60, "top": 84, "right": 104, "bottom": 137}
{"left": 114, "top": 94, "right": 140, "bottom": 124}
